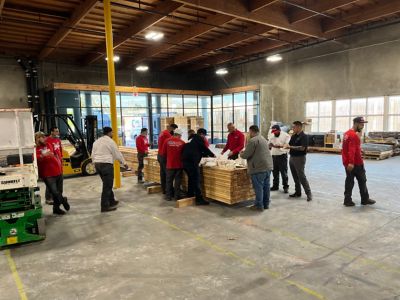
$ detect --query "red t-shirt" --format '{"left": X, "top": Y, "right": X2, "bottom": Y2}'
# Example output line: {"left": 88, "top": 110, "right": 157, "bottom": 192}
{"left": 162, "top": 136, "right": 185, "bottom": 169}
{"left": 342, "top": 129, "right": 363, "bottom": 166}
{"left": 46, "top": 136, "right": 63, "bottom": 161}
{"left": 136, "top": 135, "right": 149, "bottom": 153}
{"left": 223, "top": 129, "right": 245, "bottom": 155}
{"left": 36, "top": 142, "right": 62, "bottom": 178}
{"left": 158, "top": 130, "right": 172, "bottom": 156}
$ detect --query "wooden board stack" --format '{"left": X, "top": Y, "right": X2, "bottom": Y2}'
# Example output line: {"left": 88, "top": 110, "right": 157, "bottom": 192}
{"left": 119, "top": 147, "right": 158, "bottom": 172}
{"left": 189, "top": 117, "right": 204, "bottom": 131}
{"left": 143, "top": 156, "right": 160, "bottom": 183}
{"left": 202, "top": 166, "right": 254, "bottom": 204}
{"left": 160, "top": 117, "right": 175, "bottom": 130}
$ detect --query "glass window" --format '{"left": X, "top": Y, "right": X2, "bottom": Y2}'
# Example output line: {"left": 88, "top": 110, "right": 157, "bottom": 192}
{"left": 389, "top": 116, "right": 400, "bottom": 131}
{"left": 213, "top": 95, "right": 222, "bottom": 108}
{"left": 367, "top": 97, "right": 384, "bottom": 115}
{"left": 80, "top": 91, "right": 101, "bottom": 107}
{"left": 247, "top": 105, "right": 259, "bottom": 128}
{"left": 335, "top": 117, "right": 350, "bottom": 132}
{"left": 81, "top": 107, "right": 103, "bottom": 130}
{"left": 199, "top": 109, "right": 211, "bottom": 133}
{"left": 121, "top": 107, "right": 149, "bottom": 147}
{"left": 213, "top": 108, "right": 223, "bottom": 143}
{"left": 234, "top": 107, "right": 246, "bottom": 132}
{"left": 168, "top": 94, "right": 183, "bottom": 116}
{"left": 309, "top": 117, "right": 319, "bottom": 132}
{"left": 199, "top": 96, "right": 211, "bottom": 109}
{"left": 223, "top": 94, "right": 233, "bottom": 107}
{"left": 306, "top": 102, "right": 318, "bottom": 117}
{"left": 223, "top": 108, "right": 233, "bottom": 126}
{"left": 246, "top": 91, "right": 259, "bottom": 106}
{"left": 234, "top": 92, "right": 246, "bottom": 106}
{"left": 351, "top": 98, "right": 366, "bottom": 115}
{"left": 184, "top": 95, "right": 197, "bottom": 109}
{"left": 101, "top": 92, "right": 110, "bottom": 108}
{"left": 366, "top": 116, "right": 384, "bottom": 132}
{"left": 319, "top": 118, "right": 332, "bottom": 132}
{"left": 319, "top": 101, "right": 332, "bottom": 117}
{"left": 336, "top": 99, "right": 350, "bottom": 116}
{"left": 184, "top": 109, "right": 198, "bottom": 116}
{"left": 152, "top": 94, "right": 168, "bottom": 108}
{"left": 55, "top": 90, "right": 80, "bottom": 107}
{"left": 121, "top": 93, "right": 147, "bottom": 107}
{"left": 389, "top": 96, "right": 400, "bottom": 114}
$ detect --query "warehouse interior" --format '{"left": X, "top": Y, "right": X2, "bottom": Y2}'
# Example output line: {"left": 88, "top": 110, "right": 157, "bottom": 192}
{"left": 1, "top": 1, "right": 400, "bottom": 299}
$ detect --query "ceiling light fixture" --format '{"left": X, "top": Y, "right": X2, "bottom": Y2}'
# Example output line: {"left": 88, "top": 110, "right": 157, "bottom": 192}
{"left": 145, "top": 31, "right": 164, "bottom": 41}
{"left": 136, "top": 65, "right": 149, "bottom": 72}
{"left": 266, "top": 54, "right": 282, "bottom": 63}
{"left": 105, "top": 55, "right": 120, "bottom": 62}
{"left": 215, "top": 68, "right": 228, "bottom": 75}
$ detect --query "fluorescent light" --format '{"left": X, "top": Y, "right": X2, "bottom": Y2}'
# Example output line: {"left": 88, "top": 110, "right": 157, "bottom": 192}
{"left": 105, "top": 55, "right": 120, "bottom": 62}
{"left": 145, "top": 31, "right": 164, "bottom": 41}
{"left": 136, "top": 65, "right": 149, "bottom": 72}
{"left": 266, "top": 54, "right": 282, "bottom": 63}
{"left": 215, "top": 68, "right": 228, "bottom": 75}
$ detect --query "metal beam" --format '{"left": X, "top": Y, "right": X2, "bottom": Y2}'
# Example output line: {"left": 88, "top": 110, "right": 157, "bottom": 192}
{"left": 249, "top": 0, "right": 279, "bottom": 12}
{"left": 323, "top": 0, "right": 400, "bottom": 33}
{"left": 83, "top": 0, "right": 182, "bottom": 65}
{"left": 172, "top": 0, "right": 324, "bottom": 38}
{"left": 159, "top": 23, "right": 273, "bottom": 69}
{"left": 38, "top": 0, "right": 98, "bottom": 60}
{"left": 288, "top": 0, "right": 359, "bottom": 24}
{"left": 125, "top": 13, "right": 233, "bottom": 67}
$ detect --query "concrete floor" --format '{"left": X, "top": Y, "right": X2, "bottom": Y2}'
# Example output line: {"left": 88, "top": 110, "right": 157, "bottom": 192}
{"left": 1, "top": 153, "right": 400, "bottom": 300}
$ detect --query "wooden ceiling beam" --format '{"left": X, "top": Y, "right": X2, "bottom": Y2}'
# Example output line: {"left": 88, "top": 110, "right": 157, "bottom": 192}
{"left": 83, "top": 0, "right": 182, "bottom": 65}
{"left": 38, "top": 0, "right": 99, "bottom": 60}
{"left": 0, "top": 0, "right": 5, "bottom": 16}
{"left": 172, "top": 0, "right": 324, "bottom": 38}
{"left": 323, "top": 0, "right": 400, "bottom": 33}
{"left": 124, "top": 13, "right": 233, "bottom": 67}
{"left": 289, "top": 0, "right": 359, "bottom": 24}
{"left": 249, "top": 0, "right": 279, "bottom": 12}
{"left": 159, "top": 23, "right": 273, "bottom": 69}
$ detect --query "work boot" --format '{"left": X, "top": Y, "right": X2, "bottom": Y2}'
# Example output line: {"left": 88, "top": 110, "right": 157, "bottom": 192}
{"left": 289, "top": 193, "right": 301, "bottom": 198}
{"left": 344, "top": 201, "right": 356, "bottom": 207}
{"left": 307, "top": 194, "right": 313, "bottom": 202}
{"left": 196, "top": 199, "right": 210, "bottom": 206}
{"left": 101, "top": 207, "right": 117, "bottom": 213}
{"left": 361, "top": 199, "right": 376, "bottom": 205}
{"left": 249, "top": 205, "right": 263, "bottom": 212}
{"left": 110, "top": 200, "right": 119, "bottom": 207}
{"left": 270, "top": 186, "right": 279, "bottom": 191}
{"left": 53, "top": 207, "right": 66, "bottom": 215}
{"left": 283, "top": 188, "right": 289, "bottom": 194}
{"left": 62, "top": 198, "right": 70, "bottom": 211}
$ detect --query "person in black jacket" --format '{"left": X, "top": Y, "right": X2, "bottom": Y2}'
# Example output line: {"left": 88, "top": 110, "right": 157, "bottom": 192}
{"left": 182, "top": 128, "right": 215, "bottom": 205}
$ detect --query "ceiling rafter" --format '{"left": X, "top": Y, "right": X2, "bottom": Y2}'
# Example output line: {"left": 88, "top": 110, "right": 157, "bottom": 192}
{"left": 38, "top": 0, "right": 99, "bottom": 60}
{"left": 172, "top": 0, "right": 324, "bottom": 38}
{"left": 0, "top": 0, "right": 6, "bottom": 16}
{"left": 124, "top": 13, "right": 233, "bottom": 67}
{"left": 248, "top": 0, "right": 279, "bottom": 12}
{"left": 82, "top": 0, "right": 182, "bottom": 65}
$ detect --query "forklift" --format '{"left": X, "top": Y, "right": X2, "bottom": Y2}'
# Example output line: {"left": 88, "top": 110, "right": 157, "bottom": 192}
{"left": 0, "top": 109, "right": 45, "bottom": 247}
{"left": 35, "top": 114, "right": 98, "bottom": 176}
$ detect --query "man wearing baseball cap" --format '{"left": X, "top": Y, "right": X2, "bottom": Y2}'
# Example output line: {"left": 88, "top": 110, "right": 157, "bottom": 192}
{"left": 269, "top": 125, "right": 291, "bottom": 193}
{"left": 342, "top": 117, "right": 375, "bottom": 207}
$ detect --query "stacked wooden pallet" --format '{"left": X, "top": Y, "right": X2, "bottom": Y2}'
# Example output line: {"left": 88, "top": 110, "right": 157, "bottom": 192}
{"left": 361, "top": 143, "right": 393, "bottom": 160}
{"left": 143, "top": 156, "right": 160, "bottom": 183}
{"left": 202, "top": 166, "right": 254, "bottom": 204}
{"left": 119, "top": 146, "right": 158, "bottom": 171}
{"left": 366, "top": 132, "right": 400, "bottom": 156}
{"left": 160, "top": 117, "right": 175, "bottom": 130}
{"left": 189, "top": 117, "right": 204, "bottom": 131}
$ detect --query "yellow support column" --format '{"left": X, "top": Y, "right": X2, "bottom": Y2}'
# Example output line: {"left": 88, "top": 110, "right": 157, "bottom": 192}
{"left": 103, "top": 0, "right": 121, "bottom": 188}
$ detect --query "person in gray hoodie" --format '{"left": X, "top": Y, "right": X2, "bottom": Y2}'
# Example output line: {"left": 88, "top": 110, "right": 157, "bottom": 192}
{"left": 240, "top": 125, "right": 273, "bottom": 211}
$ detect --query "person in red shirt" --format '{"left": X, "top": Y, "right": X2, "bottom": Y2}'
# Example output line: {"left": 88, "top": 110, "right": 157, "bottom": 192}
{"left": 221, "top": 123, "right": 245, "bottom": 160}
{"left": 136, "top": 128, "right": 150, "bottom": 183}
{"left": 157, "top": 123, "right": 178, "bottom": 193}
{"left": 162, "top": 128, "right": 185, "bottom": 201}
{"left": 35, "top": 131, "right": 70, "bottom": 215}
{"left": 45, "top": 126, "right": 64, "bottom": 205}
{"left": 342, "top": 117, "right": 375, "bottom": 207}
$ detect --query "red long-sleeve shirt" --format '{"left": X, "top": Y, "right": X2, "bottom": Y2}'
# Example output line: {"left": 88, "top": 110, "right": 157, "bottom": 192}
{"left": 158, "top": 130, "right": 172, "bottom": 156}
{"left": 342, "top": 129, "right": 363, "bottom": 166}
{"left": 136, "top": 135, "right": 149, "bottom": 154}
{"left": 46, "top": 136, "right": 63, "bottom": 161}
{"left": 162, "top": 136, "right": 185, "bottom": 169}
{"left": 223, "top": 129, "right": 245, "bottom": 155}
{"left": 36, "top": 143, "right": 63, "bottom": 178}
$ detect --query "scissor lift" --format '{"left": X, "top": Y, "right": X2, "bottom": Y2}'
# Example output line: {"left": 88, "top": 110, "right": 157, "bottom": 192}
{"left": 0, "top": 109, "right": 45, "bottom": 247}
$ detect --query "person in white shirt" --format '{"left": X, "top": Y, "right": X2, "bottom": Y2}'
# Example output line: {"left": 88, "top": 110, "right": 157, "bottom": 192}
{"left": 268, "top": 125, "right": 291, "bottom": 193}
{"left": 92, "top": 127, "right": 128, "bottom": 213}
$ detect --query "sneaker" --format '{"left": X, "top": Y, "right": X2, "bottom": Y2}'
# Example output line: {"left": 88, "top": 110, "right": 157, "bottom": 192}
{"left": 344, "top": 201, "right": 356, "bottom": 207}
{"left": 306, "top": 194, "right": 313, "bottom": 202}
{"left": 62, "top": 199, "right": 70, "bottom": 211}
{"left": 110, "top": 200, "right": 119, "bottom": 207}
{"left": 101, "top": 207, "right": 117, "bottom": 213}
{"left": 270, "top": 186, "right": 279, "bottom": 191}
{"left": 283, "top": 188, "right": 289, "bottom": 194}
{"left": 361, "top": 199, "right": 376, "bottom": 205}
{"left": 45, "top": 199, "right": 54, "bottom": 205}
{"left": 53, "top": 208, "right": 66, "bottom": 215}
{"left": 289, "top": 193, "right": 301, "bottom": 198}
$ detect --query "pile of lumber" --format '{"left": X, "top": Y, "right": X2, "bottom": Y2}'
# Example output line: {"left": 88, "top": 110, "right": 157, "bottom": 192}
{"left": 143, "top": 156, "right": 160, "bottom": 183}
{"left": 202, "top": 166, "right": 254, "bottom": 204}
{"left": 119, "top": 146, "right": 158, "bottom": 171}
{"left": 366, "top": 131, "right": 400, "bottom": 156}
{"left": 361, "top": 143, "right": 393, "bottom": 160}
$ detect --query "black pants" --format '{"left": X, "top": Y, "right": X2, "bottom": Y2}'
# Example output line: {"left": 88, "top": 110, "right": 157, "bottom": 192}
{"left": 272, "top": 154, "right": 289, "bottom": 189}
{"left": 344, "top": 164, "right": 370, "bottom": 202}
{"left": 184, "top": 162, "right": 203, "bottom": 202}
{"left": 137, "top": 152, "right": 147, "bottom": 180}
{"left": 45, "top": 175, "right": 63, "bottom": 200}
{"left": 157, "top": 154, "right": 167, "bottom": 193}
{"left": 289, "top": 155, "right": 311, "bottom": 196}
{"left": 166, "top": 169, "right": 183, "bottom": 199}
{"left": 95, "top": 163, "right": 115, "bottom": 209}
{"left": 228, "top": 153, "right": 239, "bottom": 160}
{"left": 43, "top": 175, "right": 64, "bottom": 210}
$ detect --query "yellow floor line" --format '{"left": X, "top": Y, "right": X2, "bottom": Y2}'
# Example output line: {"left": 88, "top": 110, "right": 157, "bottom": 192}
{"left": 5, "top": 249, "right": 28, "bottom": 300}
{"left": 129, "top": 204, "right": 326, "bottom": 300}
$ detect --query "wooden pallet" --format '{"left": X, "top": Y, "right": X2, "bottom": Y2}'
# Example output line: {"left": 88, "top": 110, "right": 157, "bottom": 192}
{"left": 308, "top": 146, "right": 341, "bottom": 154}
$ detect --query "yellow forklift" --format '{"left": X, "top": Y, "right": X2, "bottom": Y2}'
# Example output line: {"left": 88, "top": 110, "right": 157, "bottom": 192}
{"left": 36, "top": 114, "right": 97, "bottom": 176}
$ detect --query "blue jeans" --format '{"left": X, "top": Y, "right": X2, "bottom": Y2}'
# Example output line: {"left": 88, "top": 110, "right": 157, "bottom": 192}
{"left": 251, "top": 171, "right": 271, "bottom": 209}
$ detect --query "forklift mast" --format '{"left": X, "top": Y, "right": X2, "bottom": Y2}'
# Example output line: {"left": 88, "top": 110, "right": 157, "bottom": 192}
{"left": 84, "top": 115, "right": 98, "bottom": 154}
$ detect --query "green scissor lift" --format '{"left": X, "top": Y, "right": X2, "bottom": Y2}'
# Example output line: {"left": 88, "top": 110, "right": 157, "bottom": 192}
{"left": 0, "top": 109, "right": 45, "bottom": 248}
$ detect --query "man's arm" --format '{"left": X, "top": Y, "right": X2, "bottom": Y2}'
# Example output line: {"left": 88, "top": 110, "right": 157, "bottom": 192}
{"left": 240, "top": 140, "right": 255, "bottom": 159}
{"left": 230, "top": 132, "right": 245, "bottom": 155}
{"left": 110, "top": 140, "right": 126, "bottom": 165}
{"left": 222, "top": 135, "right": 230, "bottom": 153}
